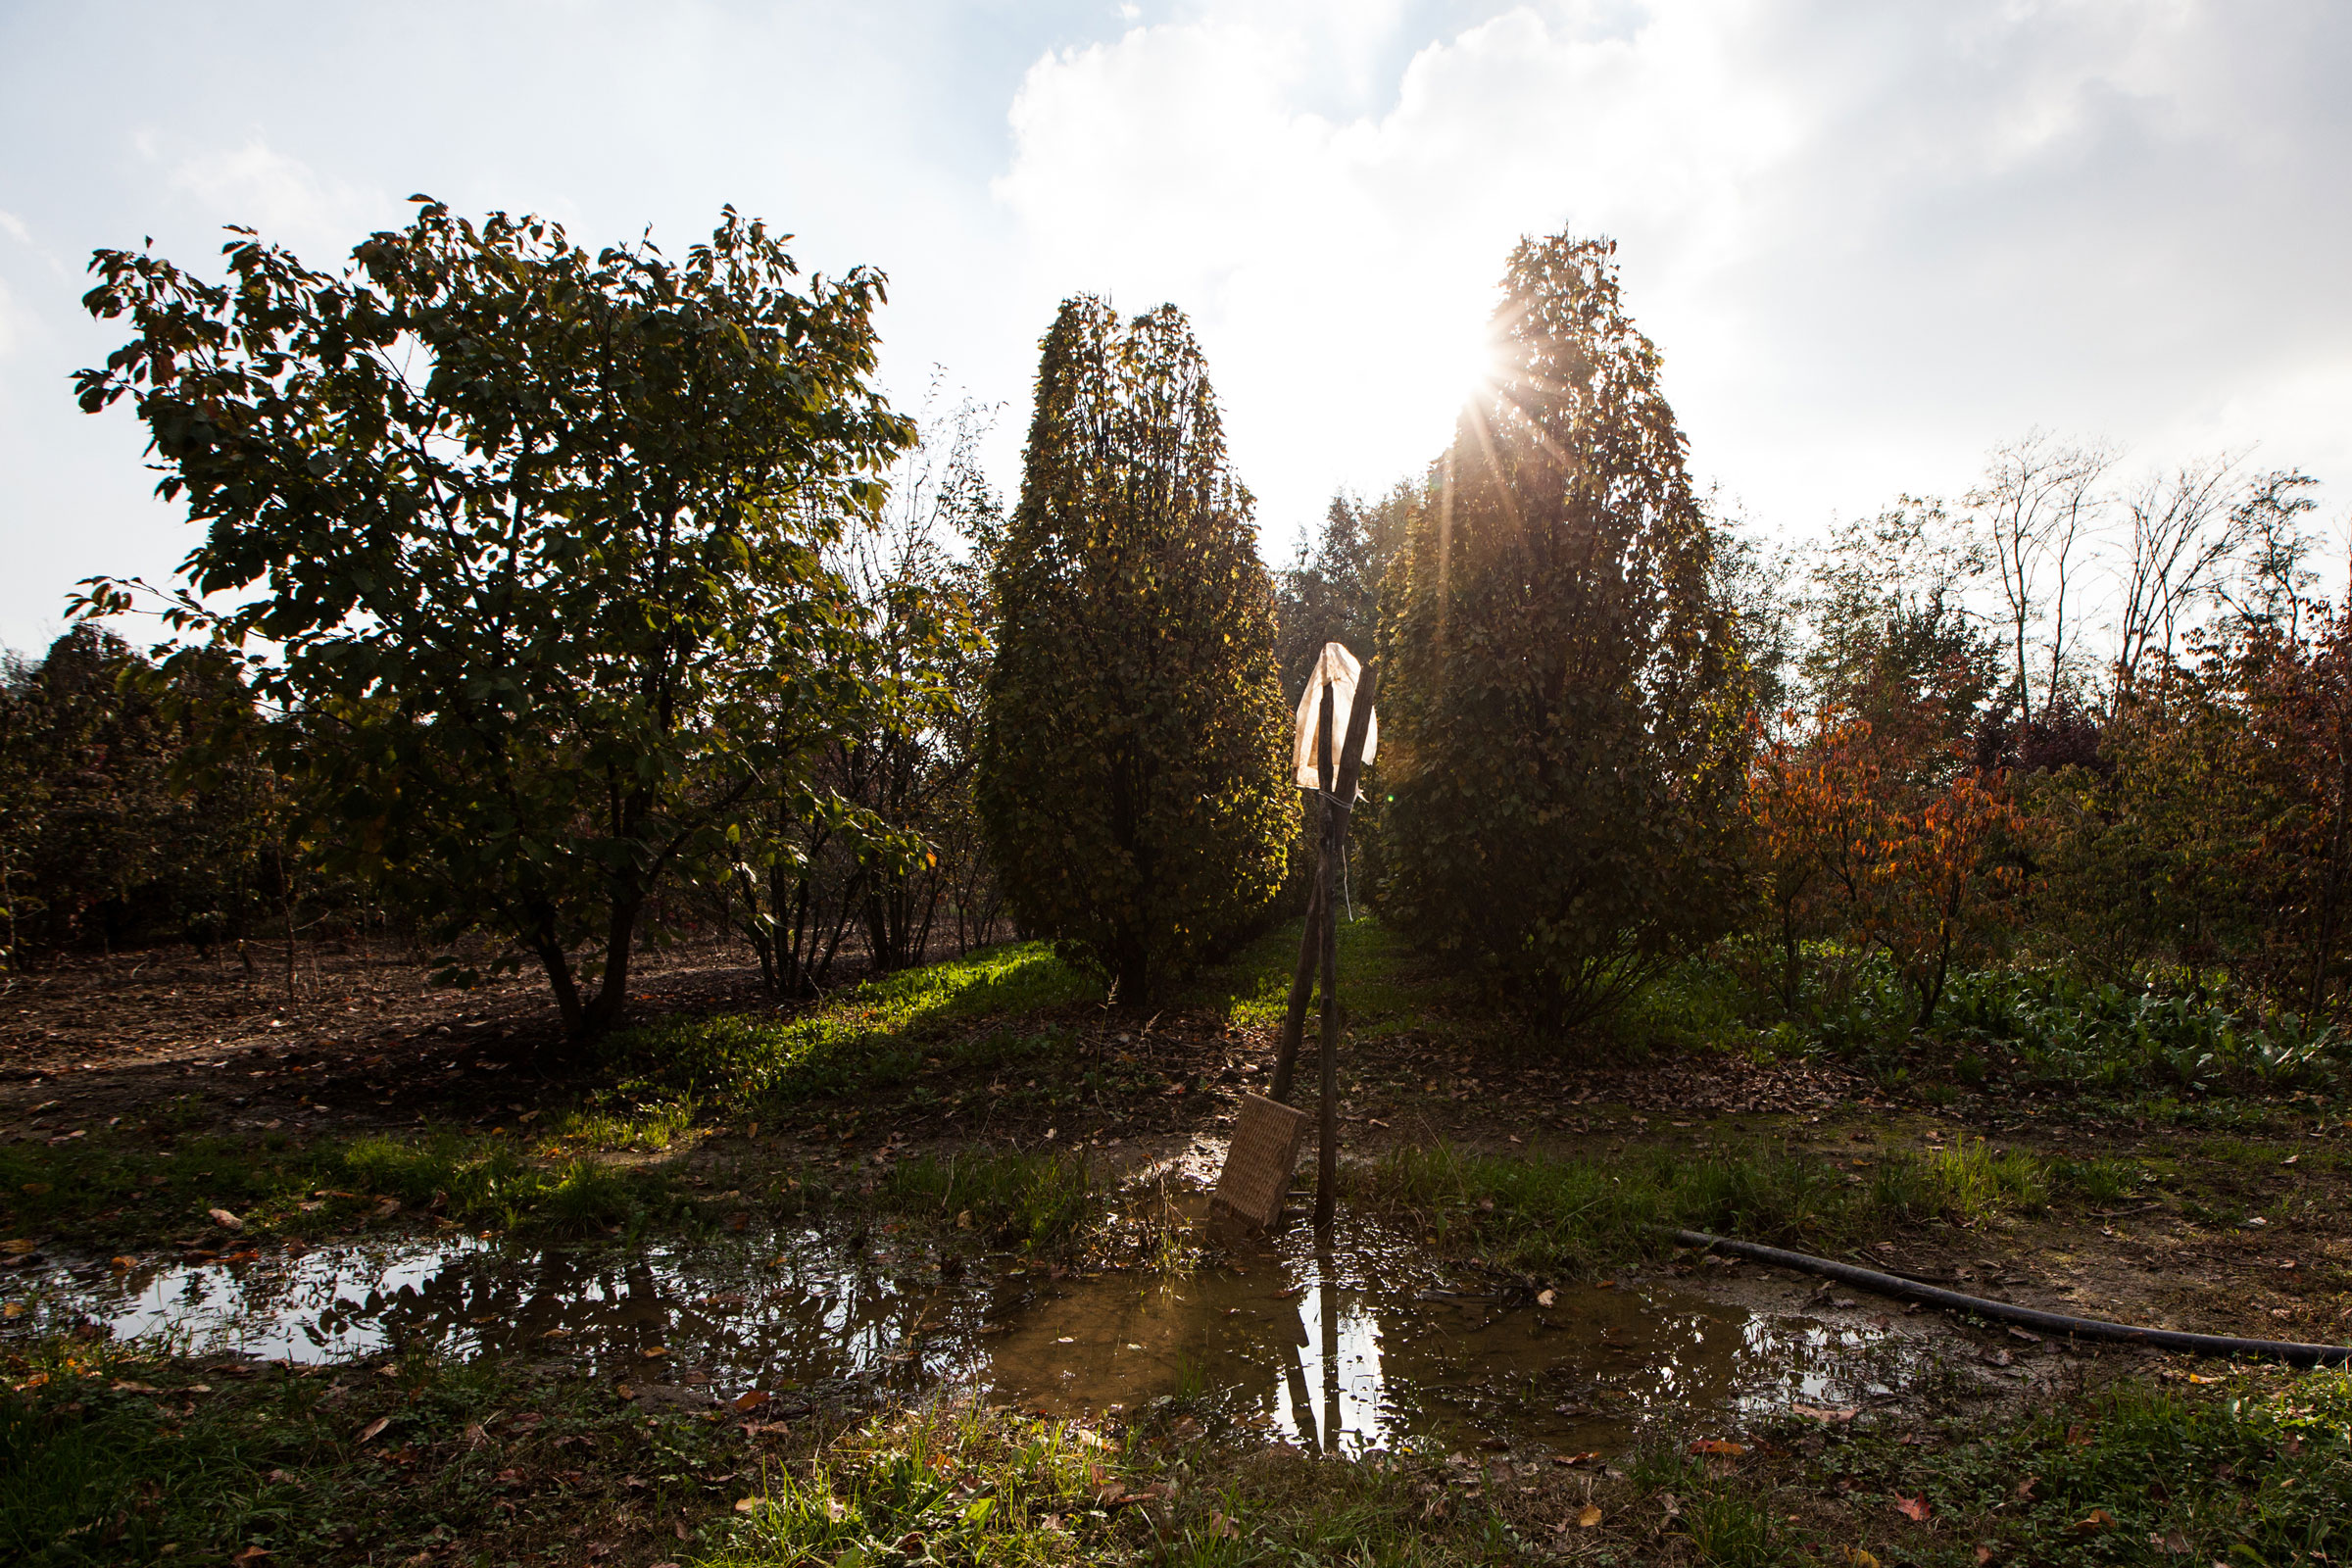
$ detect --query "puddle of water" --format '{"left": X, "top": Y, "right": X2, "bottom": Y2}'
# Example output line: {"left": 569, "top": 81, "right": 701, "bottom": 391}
{"left": 982, "top": 1220, "right": 1917, "bottom": 1453}
{"left": 8, "top": 1215, "right": 1926, "bottom": 1453}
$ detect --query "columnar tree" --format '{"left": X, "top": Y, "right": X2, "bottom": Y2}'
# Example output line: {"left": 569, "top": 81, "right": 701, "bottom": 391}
{"left": 1275, "top": 484, "right": 1418, "bottom": 697}
{"left": 978, "top": 298, "right": 1293, "bottom": 1001}
{"left": 1376, "top": 233, "right": 1748, "bottom": 1022}
{"left": 74, "top": 200, "right": 912, "bottom": 1045}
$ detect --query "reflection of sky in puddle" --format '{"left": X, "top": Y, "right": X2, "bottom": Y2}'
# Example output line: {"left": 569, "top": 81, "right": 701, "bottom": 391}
{"left": 10, "top": 1217, "right": 1925, "bottom": 1453}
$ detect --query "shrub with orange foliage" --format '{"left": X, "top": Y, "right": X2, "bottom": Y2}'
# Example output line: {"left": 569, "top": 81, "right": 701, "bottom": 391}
{"left": 1746, "top": 706, "right": 2023, "bottom": 1026}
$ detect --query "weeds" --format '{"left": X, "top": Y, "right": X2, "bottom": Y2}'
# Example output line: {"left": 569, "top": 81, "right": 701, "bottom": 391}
{"left": 708, "top": 1399, "right": 1134, "bottom": 1567}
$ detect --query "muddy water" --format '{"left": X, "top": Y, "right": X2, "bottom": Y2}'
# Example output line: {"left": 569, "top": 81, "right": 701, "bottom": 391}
{"left": 11, "top": 1216, "right": 1922, "bottom": 1453}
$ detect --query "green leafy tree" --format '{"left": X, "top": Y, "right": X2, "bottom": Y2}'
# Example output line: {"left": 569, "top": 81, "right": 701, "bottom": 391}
{"left": 74, "top": 199, "right": 912, "bottom": 1045}
{"left": 978, "top": 297, "right": 1294, "bottom": 1002}
{"left": 1375, "top": 233, "right": 1748, "bottom": 1022}
{"left": 0, "top": 626, "right": 280, "bottom": 959}
{"left": 1275, "top": 483, "right": 1419, "bottom": 697}
{"left": 719, "top": 394, "right": 1001, "bottom": 993}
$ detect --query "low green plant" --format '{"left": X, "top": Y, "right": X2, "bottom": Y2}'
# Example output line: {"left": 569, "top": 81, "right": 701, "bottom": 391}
{"left": 708, "top": 1399, "right": 1132, "bottom": 1567}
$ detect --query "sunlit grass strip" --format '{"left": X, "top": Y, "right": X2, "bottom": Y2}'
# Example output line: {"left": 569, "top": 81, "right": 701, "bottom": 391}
{"left": 606, "top": 942, "right": 1102, "bottom": 1102}
{"left": 1191, "top": 913, "right": 1460, "bottom": 1036}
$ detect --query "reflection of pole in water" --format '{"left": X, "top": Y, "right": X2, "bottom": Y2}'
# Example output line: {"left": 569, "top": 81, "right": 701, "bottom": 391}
{"left": 1280, "top": 1295, "right": 1320, "bottom": 1450}
{"left": 1319, "top": 1255, "right": 1342, "bottom": 1453}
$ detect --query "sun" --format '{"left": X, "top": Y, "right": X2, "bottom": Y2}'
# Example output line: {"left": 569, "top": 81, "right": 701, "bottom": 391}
{"left": 1412, "top": 316, "right": 1508, "bottom": 420}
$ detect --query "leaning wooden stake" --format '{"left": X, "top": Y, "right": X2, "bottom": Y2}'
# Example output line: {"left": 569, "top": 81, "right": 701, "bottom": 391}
{"left": 1271, "top": 685, "right": 1336, "bottom": 1103}
{"left": 1313, "top": 666, "right": 1378, "bottom": 1231}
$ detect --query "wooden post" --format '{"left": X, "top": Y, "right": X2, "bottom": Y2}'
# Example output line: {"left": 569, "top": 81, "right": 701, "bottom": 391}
{"left": 1272, "top": 686, "right": 1336, "bottom": 1103}
{"left": 1312, "top": 667, "right": 1378, "bottom": 1232}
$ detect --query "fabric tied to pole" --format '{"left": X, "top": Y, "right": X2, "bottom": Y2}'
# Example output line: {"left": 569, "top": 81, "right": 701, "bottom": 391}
{"left": 1292, "top": 642, "right": 1378, "bottom": 789}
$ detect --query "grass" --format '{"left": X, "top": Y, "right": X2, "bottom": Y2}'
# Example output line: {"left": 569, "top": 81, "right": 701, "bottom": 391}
{"left": 0, "top": 1332, "right": 763, "bottom": 1565}
{"left": 879, "top": 1151, "right": 1100, "bottom": 1253}
{"left": 703, "top": 1400, "right": 1139, "bottom": 1568}
{"left": 605, "top": 941, "right": 1103, "bottom": 1106}
{"left": 1191, "top": 914, "right": 1460, "bottom": 1039}
{"left": 0, "top": 1126, "right": 686, "bottom": 1250}
{"left": 1361, "top": 1138, "right": 2053, "bottom": 1277}
{"left": 1785, "top": 1366, "right": 2352, "bottom": 1565}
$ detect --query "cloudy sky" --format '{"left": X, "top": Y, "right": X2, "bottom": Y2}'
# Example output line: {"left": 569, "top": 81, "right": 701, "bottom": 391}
{"left": 2, "top": 0, "right": 2347, "bottom": 654}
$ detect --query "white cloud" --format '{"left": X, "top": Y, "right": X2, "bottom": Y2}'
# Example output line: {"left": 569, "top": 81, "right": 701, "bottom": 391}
{"left": 994, "top": 1, "right": 2352, "bottom": 554}
{"left": 0, "top": 275, "right": 22, "bottom": 360}
{"left": 164, "top": 136, "right": 394, "bottom": 266}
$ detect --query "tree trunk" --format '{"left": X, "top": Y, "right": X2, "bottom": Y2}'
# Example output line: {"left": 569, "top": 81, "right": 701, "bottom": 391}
{"left": 578, "top": 894, "right": 645, "bottom": 1041}
{"left": 530, "top": 930, "right": 586, "bottom": 1042}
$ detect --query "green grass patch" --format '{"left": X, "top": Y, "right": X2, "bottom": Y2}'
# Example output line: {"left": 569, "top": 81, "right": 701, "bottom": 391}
{"left": 1798, "top": 1368, "right": 2352, "bottom": 1565}
{"left": 0, "top": 1336, "right": 752, "bottom": 1565}
{"left": 706, "top": 1400, "right": 1130, "bottom": 1567}
{"left": 1360, "top": 1138, "right": 2052, "bottom": 1277}
{"left": 1190, "top": 914, "right": 1458, "bottom": 1038}
{"left": 0, "top": 1127, "right": 676, "bottom": 1249}
{"left": 606, "top": 942, "right": 1102, "bottom": 1106}
{"left": 879, "top": 1151, "right": 1099, "bottom": 1253}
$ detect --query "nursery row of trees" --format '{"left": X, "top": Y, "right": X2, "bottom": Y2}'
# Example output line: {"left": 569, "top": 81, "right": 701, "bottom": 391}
{"left": 16, "top": 196, "right": 2349, "bottom": 1049}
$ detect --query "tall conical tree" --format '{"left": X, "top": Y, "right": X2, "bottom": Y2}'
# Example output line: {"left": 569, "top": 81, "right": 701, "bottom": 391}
{"left": 1375, "top": 234, "right": 1749, "bottom": 1022}
{"left": 979, "top": 298, "right": 1294, "bottom": 1001}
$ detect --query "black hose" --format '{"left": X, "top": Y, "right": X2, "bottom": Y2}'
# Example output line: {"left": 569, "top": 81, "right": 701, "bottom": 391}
{"left": 1671, "top": 1228, "right": 2352, "bottom": 1369}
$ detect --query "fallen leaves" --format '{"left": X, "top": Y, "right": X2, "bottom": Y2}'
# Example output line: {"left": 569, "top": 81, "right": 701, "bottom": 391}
{"left": 358, "top": 1416, "right": 391, "bottom": 1444}
{"left": 1690, "top": 1440, "right": 1747, "bottom": 1455}
{"left": 732, "top": 1389, "right": 771, "bottom": 1412}
{"left": 1893, "top": 1494, "right": 1933, "bottom": 1522}
{"left": 1791, "top": 1403, "right": 1858, "bottom": 1423}
{"left": 208, "top": 1207, "right": 244, "bottom": 1231}
{"left": 2070, "top": 1508, "right": 2117, "bottom": 1535}
{"left": 1576, "top": 1504, "right": 1602, "bottom": 1528}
